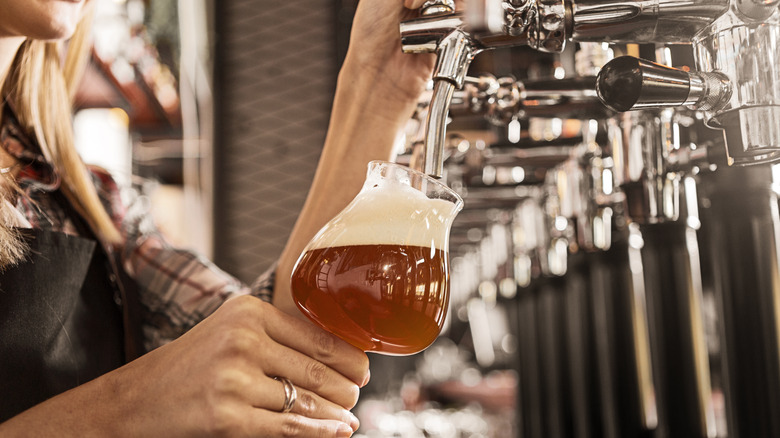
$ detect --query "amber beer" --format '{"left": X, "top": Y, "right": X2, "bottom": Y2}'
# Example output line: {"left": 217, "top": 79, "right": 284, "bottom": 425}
{"left": 291, "top": 161, "right": 462, "bottom": 355}
{"left": 291, "top": 243, "right": 449, "bottom": 355}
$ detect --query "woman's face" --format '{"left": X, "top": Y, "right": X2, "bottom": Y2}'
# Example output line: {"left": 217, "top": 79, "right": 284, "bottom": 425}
{"left": 0, "top": 0, "right": 86, "bottom": 40}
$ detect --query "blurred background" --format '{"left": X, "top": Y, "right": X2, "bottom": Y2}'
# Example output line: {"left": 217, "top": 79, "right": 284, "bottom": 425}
{"left": 77, "top": 0, "right": 354, "bottom": 276}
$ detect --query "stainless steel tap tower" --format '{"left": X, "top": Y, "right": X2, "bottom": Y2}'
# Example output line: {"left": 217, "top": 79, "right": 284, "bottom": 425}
{"left": 400, "top": 0, "right": 780, "bottom": 436}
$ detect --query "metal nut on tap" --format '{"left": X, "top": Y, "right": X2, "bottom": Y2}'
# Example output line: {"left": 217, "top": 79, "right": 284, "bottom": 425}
{"left": 422, "top": 0, "right": 457, "bottom": 15}
{"left": 528, "top": 0, "right": 568, "bottom": 53}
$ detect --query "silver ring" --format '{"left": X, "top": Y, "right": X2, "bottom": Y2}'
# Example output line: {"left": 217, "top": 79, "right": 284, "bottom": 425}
{"left": 273, "top": 377, "right": 297, "bottom": 413}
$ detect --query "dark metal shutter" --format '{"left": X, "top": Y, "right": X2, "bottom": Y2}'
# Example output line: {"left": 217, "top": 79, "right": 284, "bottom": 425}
{"left": 213, "top": 0, "right": 339, "bottom": 283}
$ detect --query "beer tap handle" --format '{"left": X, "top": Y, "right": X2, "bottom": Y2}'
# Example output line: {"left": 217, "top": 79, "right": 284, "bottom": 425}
{"left": 596, "top": 56, "right": 731, "bottom": 113}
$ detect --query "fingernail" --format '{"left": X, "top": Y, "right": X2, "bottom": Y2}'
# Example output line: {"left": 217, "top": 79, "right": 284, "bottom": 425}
{"left": 347, "top": 411, "right": 360, "bottom": 431}
{"left": 361, "top": 369, "right": 371, "bottom": 387}
{"left": 337, "top": 422, "right": 354, "bottom": 437}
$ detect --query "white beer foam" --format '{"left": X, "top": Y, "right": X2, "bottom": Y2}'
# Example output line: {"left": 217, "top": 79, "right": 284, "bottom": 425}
{"left": 308, "top": 179, "right": 459, "bottom": 251}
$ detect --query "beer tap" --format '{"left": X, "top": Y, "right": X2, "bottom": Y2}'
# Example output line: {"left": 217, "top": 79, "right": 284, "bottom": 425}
{"left": 400, "top": 0, "right": 633, "bottom": 177}
{"left": 599, "top": 45, "right": 720, "bottom": 437}
{"left": 400, "top": 0, "right": 582, "bottom": 176}
{"left": 401, "top": 0, "right": 581, "bottom": 176}
{"left": 595, "top": 42, "right": 780, "bottom": 438}
{"left": 465, "top": 0, "right": 729, "bottom": 45}
{"left": 406, "top": 0, "right": 777, "bottom": 167}
{"left": 448, "top": 74, "right": 613, "bottom": 122}
{"left": 587, "top": 33, "right": 780, "bottom": 437}
{"left": 397, "top": 1, "right": 779, "bottom": 436}
{"left": 593, "top": 10, "right": 780, "bottom": 165}
{"left": 401, "top": 1, "right": 478, "bottom": 178}
{"left": 403, "top": 72, "right": 610, "bottom": 173}
{"left": 513, "top": 197, "right": 548, "bottom": 286}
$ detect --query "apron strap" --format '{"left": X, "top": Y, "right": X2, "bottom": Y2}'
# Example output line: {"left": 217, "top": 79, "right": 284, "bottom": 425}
{"left": 52, "top": 189, "right": 146, "bottom": 360}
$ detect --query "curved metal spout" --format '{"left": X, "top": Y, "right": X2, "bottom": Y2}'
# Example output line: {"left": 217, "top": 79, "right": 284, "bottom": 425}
{"left": 420, "top": 26, "right": 477, "bottom": 178}
{"left": 424, "top": 80, "right": 457, "bottom": 178}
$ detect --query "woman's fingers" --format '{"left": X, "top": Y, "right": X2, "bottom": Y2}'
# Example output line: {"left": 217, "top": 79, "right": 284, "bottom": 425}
{"left": 246, "top": 409, "right": 355, "bottom": 438}
{"left": 207, "top": 404, "right": 354, "bottom": 438}
{"left": 404, "top": 0, "right": 428, "bottom": 9}
{"left": 258, "top": 342, "right": 362, "bottom": 409}
{"left": 248, "top": 376, "right": 360, "bottom": 431}
{"left": 216, "top": 297, "right": 366, "bottom": 408}
{"left": 254, "top": 299, "right": 370, "bottom": 387}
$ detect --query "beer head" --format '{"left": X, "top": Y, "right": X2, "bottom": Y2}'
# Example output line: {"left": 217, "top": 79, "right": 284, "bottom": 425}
{"left": 307, "top": 162, "right": 463, "bottom": 251}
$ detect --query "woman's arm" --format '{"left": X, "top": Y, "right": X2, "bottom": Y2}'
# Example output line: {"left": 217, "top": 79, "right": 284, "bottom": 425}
{"left": 273, "top": 0, "right": 435, "bottom": 315}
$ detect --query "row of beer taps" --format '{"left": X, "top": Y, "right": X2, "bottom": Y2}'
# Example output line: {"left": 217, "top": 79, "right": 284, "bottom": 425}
{"left": 398, "top": 0, "right": 780, "bottom": 437}
{"left": 402, "top": 0, "right": 779, "bottom": 173}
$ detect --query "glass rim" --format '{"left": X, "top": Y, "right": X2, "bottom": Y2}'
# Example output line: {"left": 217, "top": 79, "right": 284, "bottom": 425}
{"left": 368, "top": 160, "right": 464, "bottom": 210}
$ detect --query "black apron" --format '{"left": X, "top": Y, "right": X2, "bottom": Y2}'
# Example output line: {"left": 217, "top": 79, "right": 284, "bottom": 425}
{"left": 0, "top": 226, "right": 127, "bottom": 421}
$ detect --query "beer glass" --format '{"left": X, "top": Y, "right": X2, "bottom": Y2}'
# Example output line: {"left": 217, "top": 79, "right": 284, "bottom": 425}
{"left": 291, "top": 161, "right": 463, "bottom": 355}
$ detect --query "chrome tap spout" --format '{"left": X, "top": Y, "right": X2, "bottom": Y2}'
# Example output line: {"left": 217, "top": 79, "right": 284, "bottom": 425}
{"left": 465, "top": 0, "right": 729, "bottom": 47}
{"left": 570, "top": 0, "right": 729, "bottom": 42}
{"left": 401, "top": 7, "right": 482, "bottom": 178}
{"left": 424, "top": 80, "right": 458, "bottom": 177}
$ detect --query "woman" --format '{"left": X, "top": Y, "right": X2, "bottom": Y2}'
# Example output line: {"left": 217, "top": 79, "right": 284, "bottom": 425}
{"left": 0, "top": 0, "right": 435, "bottom": 436}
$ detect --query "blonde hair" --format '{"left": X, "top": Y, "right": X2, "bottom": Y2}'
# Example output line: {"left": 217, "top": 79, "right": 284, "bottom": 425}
{"left": 1, "top": 9, "right": 121, "bottom": 267}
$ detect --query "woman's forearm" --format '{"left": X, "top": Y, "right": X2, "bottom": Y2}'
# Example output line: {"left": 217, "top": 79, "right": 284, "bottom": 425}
{"left": 0, "top": 371, "right": 128, "bottom": 437}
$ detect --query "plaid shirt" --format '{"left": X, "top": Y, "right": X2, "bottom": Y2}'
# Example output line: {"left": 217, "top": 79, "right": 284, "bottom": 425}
{"left": 2, "top": 109, "right": 275, "bottom": 353}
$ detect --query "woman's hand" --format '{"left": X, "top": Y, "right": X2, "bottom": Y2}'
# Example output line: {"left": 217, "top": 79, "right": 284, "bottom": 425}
{"left": 118, "top": 295, "right": 368, "bottom": 437}
{"left": 342, "top": 0, "right": 436, "bottom": 107}
{"left": 1, "top": 295, "right": 369, "bottom": 437}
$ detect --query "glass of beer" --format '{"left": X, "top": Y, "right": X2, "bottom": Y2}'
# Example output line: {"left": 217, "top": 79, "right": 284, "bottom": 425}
{"left": 291, "top": 161, "right": 463, "bottom": 355}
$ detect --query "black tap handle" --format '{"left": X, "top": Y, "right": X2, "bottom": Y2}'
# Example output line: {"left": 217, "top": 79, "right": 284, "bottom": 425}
{"left": 596, "top": 56, "right": 692, "bottom": 112}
